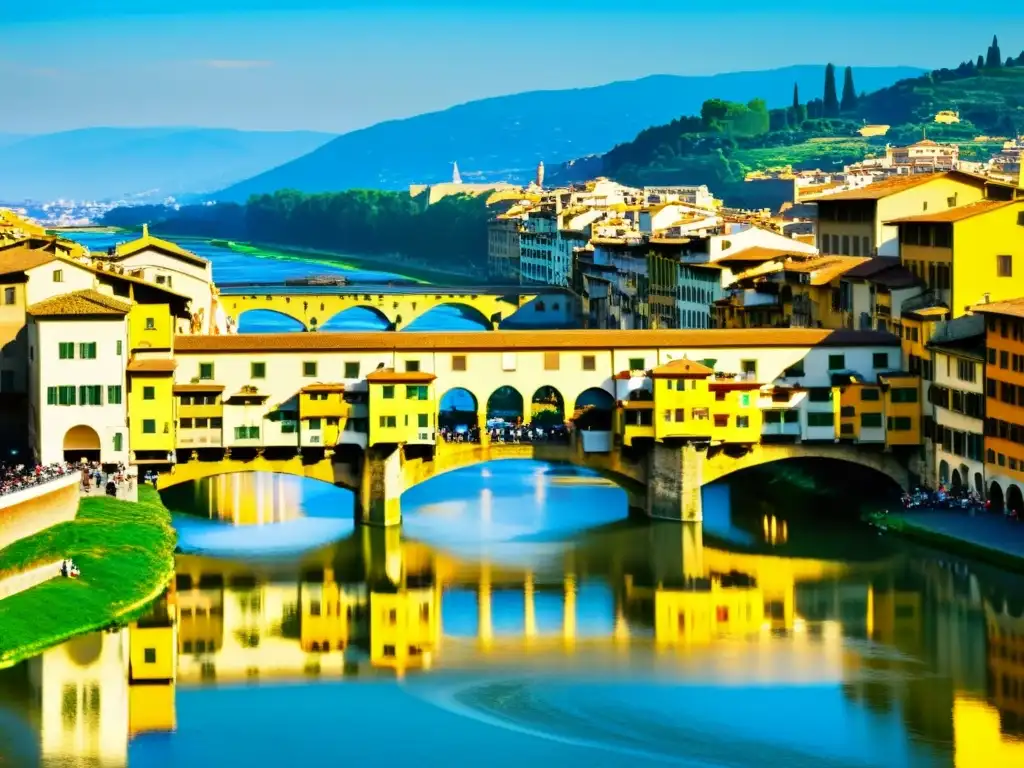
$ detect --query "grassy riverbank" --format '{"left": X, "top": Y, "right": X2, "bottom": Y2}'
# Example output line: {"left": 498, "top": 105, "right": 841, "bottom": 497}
{"left": 0, "top": 485, "right": 176, "bottom": 668}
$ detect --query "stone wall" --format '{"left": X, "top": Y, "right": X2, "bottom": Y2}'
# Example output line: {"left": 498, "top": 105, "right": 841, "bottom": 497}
{"left": 0, "top": 560, "right": 63, "bottom": 602}
{"left": 647, "top": 442, "right": 703, "bottom": 522}
{"left": 0, "top": 474, "right": 80, "bottom": 552}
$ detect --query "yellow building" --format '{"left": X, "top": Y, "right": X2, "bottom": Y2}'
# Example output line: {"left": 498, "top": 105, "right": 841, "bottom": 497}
{"left": 651, "top": 575, "right": 766, "bottom": 646}
{"left": 300, "top": 567, "right": 363, "bottom": 653}
{"left": 810, "top": 171, "right": 995, "bottom": 259}
{"left": 366, "top": 368, "right": 437, "bottom": 446}
{"left": 879, "top": 372, "right": 922, "bottom": 447}
{"left": 649, "top": 358, "right": 715, "bottom": 441}
{"left": 174, "top": 383, "right": 225, "bottom": 449}
{"left": 369, "top": 587, "right": 441, "bottom": 673}
{"left": 708, "top": 377, "right": 762, "bottom": 443}
{"left": 835, "top": 376, "right": 885, "bottom": 442}
{"left": 889, "top": 199, "right": 1024, "bottom": 319}
{"left": 127, "top": 358, "right": 177, "bottom": 461}
{"left": 299, "top": 383, "right": 349, "bottom": 448}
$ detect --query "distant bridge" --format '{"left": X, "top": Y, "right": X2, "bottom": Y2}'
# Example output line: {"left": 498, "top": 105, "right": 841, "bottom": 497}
{"left": 216, "top": 283, "right": 573, "bottom": 331}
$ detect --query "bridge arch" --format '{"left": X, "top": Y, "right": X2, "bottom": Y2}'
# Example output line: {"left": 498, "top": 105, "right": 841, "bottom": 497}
{"left": 1008, "top": 484, "right": 1024, "bottom": 516}
{"left": 939, "top": 459, "right": 950, "bottom": 485}
{"left": 236, "top": 308, "right": 307, "bottom": 333}
{"left": 402, "top": 302, "right": 493, "bottom": 331}
{"left": 990, "top": 481, "right": 1005, "bottom": 513}
{"left": 573, "top": 387, "right": 615, "bottom": 431}
{"left": 64, "top": 424, "right": 101, "bottom": 463}
{"left": 486, "top": 385, "right": 524, "bottom": 425}
{"left": 703, "top": 444, "right": 910, "bottom": 492}
{"left": 531, "top": 385, "right": 565, "bottom": 426}
{"left": 439, "top": 387, "right": 480, "bottom": 432}
{"left": 321, "top": 305, "right": 393, "bottom": 331}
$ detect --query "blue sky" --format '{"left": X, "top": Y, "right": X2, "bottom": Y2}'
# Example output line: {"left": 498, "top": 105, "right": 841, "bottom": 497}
{"left": 1, "top": 1, "right": 1022, "bottom": 134}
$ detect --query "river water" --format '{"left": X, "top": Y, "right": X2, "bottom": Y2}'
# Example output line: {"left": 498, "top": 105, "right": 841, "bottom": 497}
{"left": 1, "top": 461, "right": 1024, "bottom": 767}
{"left": 2, "top": 233, "right": 1020, "bottom": 765}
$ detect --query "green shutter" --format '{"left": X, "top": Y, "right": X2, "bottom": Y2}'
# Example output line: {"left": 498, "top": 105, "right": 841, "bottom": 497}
{"left": 47, "top": 387, "right": 57, "bottom": 405}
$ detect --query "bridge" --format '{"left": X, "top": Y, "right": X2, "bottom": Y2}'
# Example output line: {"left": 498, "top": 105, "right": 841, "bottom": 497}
{"left": 215, "top": 283, "right": 567, "bottom": 331}
{"left": 161, "top": 437, "right": 909, "bottom": 526}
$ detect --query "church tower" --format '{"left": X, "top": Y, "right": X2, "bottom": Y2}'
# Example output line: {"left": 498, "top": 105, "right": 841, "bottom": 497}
{"left": 452, "top": 162, "right": 462, "bottom": 185}
{"left": 536, "top": 160, "right": 545, "bottom": 189}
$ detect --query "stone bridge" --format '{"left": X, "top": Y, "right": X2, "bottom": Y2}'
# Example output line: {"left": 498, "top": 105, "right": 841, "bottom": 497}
{"left": 217, "top": 286, "right": 549, "bottom": 331}
{"left": 160, "top": 437, "right": 909, "bottom": 526}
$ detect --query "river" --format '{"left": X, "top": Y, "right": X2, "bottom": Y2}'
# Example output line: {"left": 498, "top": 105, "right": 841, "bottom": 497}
{"left": 1, "top": 461, "right": 1023, "bottom": 766}
{"left": 5, "top": 232, "right": 1019, "bottom": 765}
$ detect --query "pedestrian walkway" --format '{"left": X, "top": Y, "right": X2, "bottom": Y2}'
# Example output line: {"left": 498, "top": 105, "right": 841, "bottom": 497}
{"left": 892, "top": 510, "right": 1024, "bottom": 562}
{"left": 78, "top": 473, "right": 139, "bottom": 503}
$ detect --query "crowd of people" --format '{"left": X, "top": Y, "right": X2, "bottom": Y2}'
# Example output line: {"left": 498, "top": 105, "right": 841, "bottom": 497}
{"left": 439, "top": 421, "right": 571, "bottom": 445}
{"left": 0, "top": 461, "right": 76, "bottom": 496}
{"left": 900, "top": 485, "right": 988, "bottom": 514}
{"left": 80, "top": 461, "right": 134, "bottom": 497}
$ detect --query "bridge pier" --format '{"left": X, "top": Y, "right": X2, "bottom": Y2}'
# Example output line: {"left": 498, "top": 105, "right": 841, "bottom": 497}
{"left": 647, "top": 442, "right": 704, "bottom": 522}
{"left": 358, "top": 446, "right": 403, "bottom": 527}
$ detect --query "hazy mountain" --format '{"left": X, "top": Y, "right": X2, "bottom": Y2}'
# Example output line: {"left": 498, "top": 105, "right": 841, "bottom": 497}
{"left": 0, "top": 133, "right": 29, "bottom": 150}
{"left": 216, "top": 65, "right": 924, "bottom": 201}
{"left": 0, "top": 128, "right": 335, "bottom": 202}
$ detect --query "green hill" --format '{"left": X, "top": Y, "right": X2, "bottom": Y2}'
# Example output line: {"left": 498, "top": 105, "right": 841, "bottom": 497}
{"left": 553, "top": 38, "right": 1024, "bottom": 209}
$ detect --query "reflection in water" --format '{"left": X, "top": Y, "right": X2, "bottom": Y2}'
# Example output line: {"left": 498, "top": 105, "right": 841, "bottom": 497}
{"left": 3, "top": 466, "right": 1024, "bottom": 765}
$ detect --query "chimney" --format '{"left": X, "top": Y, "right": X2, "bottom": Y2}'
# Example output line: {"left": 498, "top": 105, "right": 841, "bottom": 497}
{"left": 142, "top": 223, "right": 149, "bottom": 238}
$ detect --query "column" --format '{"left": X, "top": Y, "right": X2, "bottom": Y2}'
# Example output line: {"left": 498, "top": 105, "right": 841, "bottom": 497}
{"left": 646, "top": 442, "right": 704, "bottom": 522}
{"left": 563, "top": 574, "right": 576, "bottom": 645}
{"left": 357, "top": 446, "right": 402, "bottom": 526}
{"left": 477, "top": 410, "right": 490, "bottom": 447}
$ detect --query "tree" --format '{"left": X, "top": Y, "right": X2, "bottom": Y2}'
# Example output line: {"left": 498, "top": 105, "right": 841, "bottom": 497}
{"left": 840, "top": 66, "right": 858, "bottom": 111}
{"left": 823, "top": 63, "right": 839, "bottom": 117}
{"left": 977, "top": 54, "right": 985, "bottom": 70}
{"left": 987, "top": 35, "right": 1002, "bottom": 68}
{"left": 792, "top": 82, "right": 800, "bottom": 110}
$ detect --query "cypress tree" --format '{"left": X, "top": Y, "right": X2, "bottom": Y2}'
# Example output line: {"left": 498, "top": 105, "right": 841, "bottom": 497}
{"left": 977, "top": 54, "right": 986, "bottom": 70}
{"left": 823, "top": 63, "right": 839, "bottom": 117}
{"left": 792, "top": 82, "right": 800, "bottom": 110}
{"left": 987, "top": 35, "right": 1002, "bottom": 68}
{"left": 840, "top": 66, "right": 858, "bottom": 111}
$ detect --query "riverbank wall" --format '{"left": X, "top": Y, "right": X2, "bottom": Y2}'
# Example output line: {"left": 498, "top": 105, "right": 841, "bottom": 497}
{"left": 0, "top": 474, "right": 80, "bottom": 553}
{"left": 882, "top": 512, "right": 1024, "bottom": 573}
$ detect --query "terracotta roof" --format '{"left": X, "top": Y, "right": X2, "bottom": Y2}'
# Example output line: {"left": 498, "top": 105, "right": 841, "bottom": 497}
{"left": 300, "top": 383, "right": 346, "bottom": 393}
{"left": 27, "top": 289, "right": 131, "bottom": 318}
{"left": 650, "top": 358, "right": 714, "bottom": 378}
{"left": 175, "top": 329, "right": 900, "bottom": 352}
{"left": 173, "top": 383, "right": 225, "bottom": 393}
{"left": 716, "top": 246, "right": 798, "bottom": 264}
{"left": 884, "top": 199, "right": 1021, "bottom": 225}
{"left": 0, "top": 245, "right": 57, "bottom": 277}
{"left": 971, "top": 299, "right": 1024, "bottom": 319}
{"left": 365, "top": 369, "right": 438, "bottom": 384}
{"left": 805, "top": 257, "right": 871, "bottom": 286}
{"left": 127, "top": 358, "right": 177, "bottom": 373}
{"left": 227, "top": 388, "right": 269, "bottom": 401}
{"left": 113, "top": 233, "right": 209, "bottom": 267}
{"left": 709, "top": 380, "right": 762, "bottom": 391}
{"left": 841, "top": 257, "right": 901, "bottom": 279}
{"left": 806, "top": 172, "right": 968, "bottom": 202}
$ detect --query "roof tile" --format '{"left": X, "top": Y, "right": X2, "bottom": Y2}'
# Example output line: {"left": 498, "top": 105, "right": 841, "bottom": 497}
{"left": 27, "top": 289, "right": 131, "bottom": 318}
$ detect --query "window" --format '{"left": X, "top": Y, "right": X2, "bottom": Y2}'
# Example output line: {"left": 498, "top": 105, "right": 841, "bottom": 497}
{"left": 828, "top": 354, "right": 845, "bottom": 370}
{"left": 783, "top": 362, "right": 805, "bottom": 378}
{"left": 378, "top": 415, "right": 397, "bottom": 428}
{"left": 872, "top": 352, "right": 889, "bottom": 369}
{"left": 741, "top": 360, "right": 757, "bottom": 378}
{"left": 55, "top": 385, "right": 76, "bottom": 405}
{"left": 840, "top": 406, "right": 855, "bottom": 417}
{"left": 451, "top": 355, "right": 467, "bottom": 372}
{"left": 144, "top": 648, "right": 156, "bottom": 664}
{"left": 544, "top": 351, "right": 560, "bottom": 371}
{"left": 739, "top": 393, "right": 751, "bottom": 407}
{"left": 807, "top": 412, "right": 835, "bottom": 427}
{"left": 116, "top": 340, "right": 122, "bottom": 356}
{"left": 251, "top": 362, "right": 266, "bottom": 379}
{"left": 417, "top": 413, "right": 429, "bottom": 428}
{"left": 998, "top": 254, "right": 1013, "bottom": 278}
{"left": 861, "top": 388, "right": 880, "bottom": 401}
{"left": 142, "top": 386, "right": 155, "bottom": 401}
{"left": 406, "top": 385, "right": 428, "bottom": 400}
{"left": 736, "top": 416, "right": 749, "bottom": 429}
{"left": 382, "top": 385, "right": 395, "bottom": 399}
{"left": 308, "top": 418, "right": 322, "bottom": 430}
{"left": 808, "top": 387, "right": 832, "bottom": 402}
{"left": 145, "top": 317, "right": 155, "bottom": 330}
{"left": 199, "top": 362, "right": 214, "bottom": 380}
{"left": 890, "top": 387, "right": 918, "bottom": 403}
{"left": 888, "top": 416, "right": 913, "bottom": 431}
{"left": 58, "top": 342, "right": 75, "bottom": 360}
{"left": 78, "top": 342, "right": 96, "bottom": 359}
{"left": 53, "top": 269, "right": 63, "bottom": 283}
{"left": 100, "top": 384, "right": 120, "bottom": 406}
{"left": 956, "top": 359, "right": 976, "bottom": 383}
{"left": 628, "top": 357, "right": 645, "bottom": 371}
{"left": 3, "top": 287, "right": 14, "bottom": 305}
{"left": 143, "top": 419, "right": 156, "bottom": 434}
{"left": 784, "top": 410, "right": 799, "bottom": 423}
{"left": 79, "top": 385, "right": 102, "bottom": 405}
{"left": 113, "top": 433, "right": 123, "bottom": 452}
{"left": 344, "top": 361, "right": 360, "bottom": 379}
{"left": 861, "top": 413, "right": 883, "bottom": 428}
{"left": 405, "top": 360, "right": 420, "bottom": 373}
{"left": 180, "top": 418, "right": 193, "bottom": 429}
{"left": 582, "top": 355, "right": 596, "bottom": 371}
{"left": 303, "top": 361, "right": 317, "bottom": 377}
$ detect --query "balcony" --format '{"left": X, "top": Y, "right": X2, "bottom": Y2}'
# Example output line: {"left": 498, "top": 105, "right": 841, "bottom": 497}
{"left": 176, "top": 429, "right": 223, "bottom": 449}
